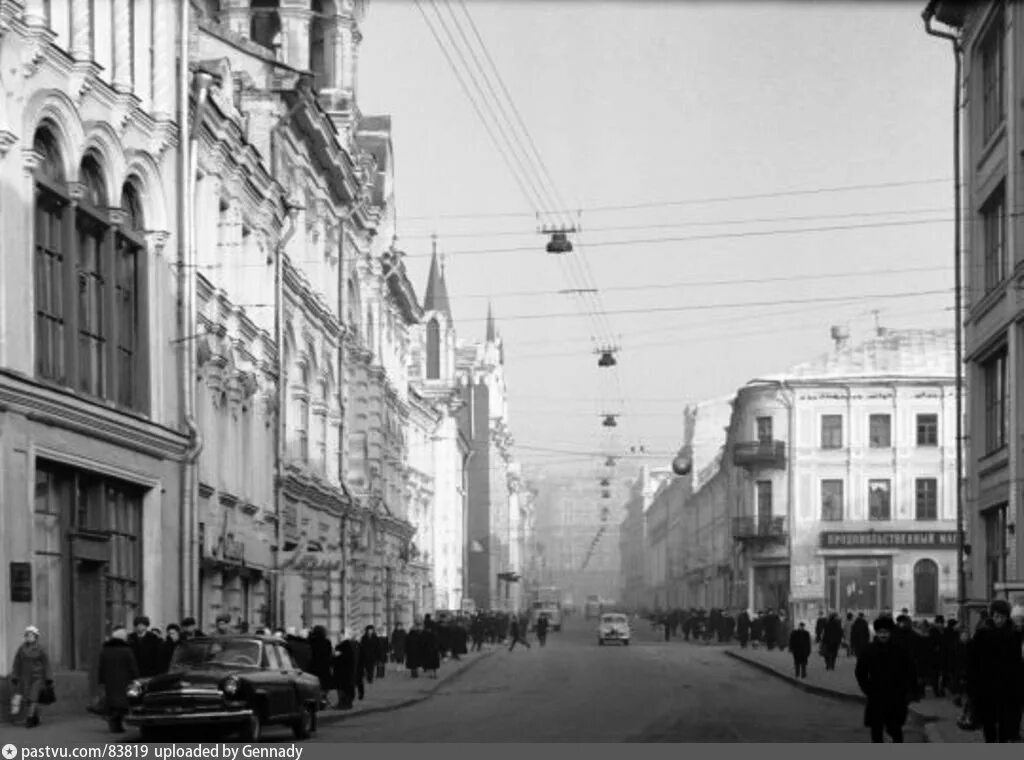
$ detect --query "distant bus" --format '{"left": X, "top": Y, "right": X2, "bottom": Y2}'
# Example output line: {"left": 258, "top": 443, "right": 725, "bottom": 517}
{"left": 531, "top": 586, "right": 564, "bottom": 631}
{"left": 584, "top": 595, "right": 602, "bottom": 619}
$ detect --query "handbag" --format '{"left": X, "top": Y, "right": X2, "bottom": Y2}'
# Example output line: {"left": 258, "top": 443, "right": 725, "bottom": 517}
{"left": 10, "top": 693, "right": 22, "bottom": 716}
{"left": 37, "top": 683, "right": 56, "bottom": 705}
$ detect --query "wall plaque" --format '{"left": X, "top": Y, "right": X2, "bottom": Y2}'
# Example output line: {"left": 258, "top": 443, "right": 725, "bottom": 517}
{"left": 10, "top": 562, "right": 31, "bottom": 603}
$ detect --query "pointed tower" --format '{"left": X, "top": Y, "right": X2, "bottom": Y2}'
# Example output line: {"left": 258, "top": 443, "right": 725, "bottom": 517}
{"left": 423, "top": 236, "right": 453, "bottom": 321}
{"left": 486, "top": 302, "right": 496, "bottom": 343}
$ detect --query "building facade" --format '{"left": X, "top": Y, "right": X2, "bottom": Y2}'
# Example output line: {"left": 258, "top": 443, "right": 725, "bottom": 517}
{"left": 926, "top": 0, "right": 1024, "bottom": 615}
{"left": 730, "top": 329, "right": 959, "bottom": 622}
{"left": 0, "top": 0, "right": 190, "bottom": 710}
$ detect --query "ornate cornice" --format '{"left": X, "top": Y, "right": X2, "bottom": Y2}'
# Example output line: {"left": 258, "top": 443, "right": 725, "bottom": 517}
{"left": 0, "top": 370, "right": 190, "bottom": 460}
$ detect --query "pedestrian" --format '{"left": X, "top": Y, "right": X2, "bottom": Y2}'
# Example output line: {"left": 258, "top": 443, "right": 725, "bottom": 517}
{"left": 128, "top": 616, "right": 163, "bottom": 678}
{"left": 359, "top": 625, "right": 379, "bottom": 684}
{"left": 736, "top": 609, "right": 751, "bottom": 648}
{"left": 968, "top": 599, "right": 1024, "bottom": 743}
{"left": 854, "top": 616, "right": 916, "bottom": 743}
{"left": 842, "top": 611, "right": 854, "bottom": 657}
{"left": 97, "top": 626, "right": 139, "bottom": 734}
{"left": 332, "top": 632, "right": 360, "bottom": 708}
{"left": 308, "top": 625, "right": 333, "bottom": 705}
{"left": 179, "top": 616, "right": 205, "bottom": 640}
{"left": 390, "top": 622, "right": 407, "bottom": 671}
{"left": 789, "top": 622, "right": 811, "bottom": 679}
{"left": 850, "top": 612, "right": 871, "bottom": 660}
{"left": 814, "top": 610, "right": 827, "bottom": 644}
{"left": 213, "top": 614, "right": 233, "bottom": 636}
{"left": 508, "top": 615, "right": 532, "bottom": 651}
{"left": 763, "top": 608, "right": 780, "bottom": 651}
{"left": 9, "top": 625, "right": 53, "bottom": 728}
{"left": 159, "top": 624, "right": 181, "bottom": 673}
{"left": 285, "top": 627, "right": 312, "bottom": 672}
{"left": 536, "top": 613, "right": 549, "bottom": 646}
{"left": 821, "top": 612, "right": 843, "bottom": 671}
{"left": 405, "top": 621, "right": 423, "bottom": 678}
{"left": 419, "top": 618, "right": 441, "bottom": 677}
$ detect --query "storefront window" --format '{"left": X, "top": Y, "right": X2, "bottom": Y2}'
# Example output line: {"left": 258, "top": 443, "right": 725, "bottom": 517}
{"left": 913, "top": 559, "right": 939, "bottom": 616}
{"left": 825, "top": 557, "right": 891, "bottom": 615}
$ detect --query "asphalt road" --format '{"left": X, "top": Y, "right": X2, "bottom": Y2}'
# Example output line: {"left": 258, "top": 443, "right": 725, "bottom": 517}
{"left": 298, "top": 618, "right": 925, "bottom": 743}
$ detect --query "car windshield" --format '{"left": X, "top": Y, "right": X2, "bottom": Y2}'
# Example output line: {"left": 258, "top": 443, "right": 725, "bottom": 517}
{"left": 602, "top": 615, "right": 627, "bottom": 625}
{"left": 170, "top": 639, "right": 262, "bottom": 671}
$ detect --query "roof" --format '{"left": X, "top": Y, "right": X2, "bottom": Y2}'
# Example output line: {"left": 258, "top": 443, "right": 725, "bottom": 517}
{"left": 423, "top": 247, "right": 452, "bottom": 320}
{"left": 759, "top": 328, "right": 955, "bottom": 385}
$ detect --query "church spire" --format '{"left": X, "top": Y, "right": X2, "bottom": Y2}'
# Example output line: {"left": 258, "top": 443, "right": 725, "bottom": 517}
{"left": 423, "top": 234, "right": 452, "bottom": 320}
{"left": 486, "top": 301, "right": 496, "bottom": 343}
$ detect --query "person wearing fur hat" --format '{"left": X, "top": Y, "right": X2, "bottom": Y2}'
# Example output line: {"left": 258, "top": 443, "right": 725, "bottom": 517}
{"left": 10, "top": 625, "right": 52, "bottom": 728}
{"left": 855, "top": 616, "right": 916, "bottom": 743}
{"left": 968, "top": 599, "right": 1023, "bottom": 742}
{"left": 97, "top": 626, "right": 139, "bottom": 734}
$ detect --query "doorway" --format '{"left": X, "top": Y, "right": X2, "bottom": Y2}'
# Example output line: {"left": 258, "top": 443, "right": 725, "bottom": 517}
{"left": 72, "top": 559, "right": 106, "bottom": 674}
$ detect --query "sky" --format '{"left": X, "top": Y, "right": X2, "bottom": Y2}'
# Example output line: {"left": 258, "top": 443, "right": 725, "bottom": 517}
{"left": 357, "top": 1, "right": 956, "bottom": 479}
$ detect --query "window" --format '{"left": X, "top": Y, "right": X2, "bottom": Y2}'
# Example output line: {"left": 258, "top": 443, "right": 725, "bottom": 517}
{"left": 297, "top": 397, "right": 308, "bottom": 461}
{"left": 826, "top": 558, "right": 891, "bottom": 615}
{"left": 756, "top": 416, "right": 773, "bottom": 444}
{"left": 756, "top": 480, "right": 772, "bottom": 527}
{"left": 868, "top": 479, "right": 891, "bottom": 521}
{"left": 984, "top": 505, "right": 1008, "bottom": 596}
{"left": 916, "top": 414, "right": 938, "bottom": 446}
{"left": 979, "top": 9, "right": 1005, "bottom": 143}
{"left": 250, "top": 0, "right": 281, "bottom": 50}
{"left": 983, "top": 349, "right": 1007, "bottom": 453}
{"left": 31, "top": 130, "right": 148, "bottom": 412}
{"left": 426, "top": 318, "right": 441, "bottom": 379}
{"left": 913, "top": 559, "right": 939, "bottom": 616}
{"left": 821, "top": 479, "right": 843, "bottom": 522}
{"left": 869, "top": 414, "right": 891, "bottom": 448}
{"left": 915, "top": 478, "right": 938, "bottom": 520}
{"left": 981, "top": 186, "right": 1006, "bottom": 293}
{"left": 821, "top": 415, "right": 842, "bottom": 449}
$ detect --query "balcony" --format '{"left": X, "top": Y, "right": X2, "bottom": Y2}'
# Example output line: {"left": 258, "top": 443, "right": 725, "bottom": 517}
{"left": 732, "top": 440, "right": 786, "bottom": 470}
{"left": 732, "top": 516, "right": 787, "bottom": 544}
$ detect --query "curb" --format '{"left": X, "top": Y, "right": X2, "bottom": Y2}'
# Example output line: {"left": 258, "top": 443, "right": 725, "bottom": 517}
{"left": 317, "top": 648, "right": 497, "bottom": 725}
{"left": 722, "top": 650, "right": 943, "bottom": 742}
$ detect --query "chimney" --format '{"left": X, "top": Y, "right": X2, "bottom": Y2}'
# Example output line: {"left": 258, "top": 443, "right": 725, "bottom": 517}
{"left": 830, "top": 325, "right": 850, "bottom": 351}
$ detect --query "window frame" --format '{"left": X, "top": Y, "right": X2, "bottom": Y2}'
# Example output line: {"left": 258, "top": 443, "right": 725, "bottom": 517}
{"left": 756, "top": 416, "right": 773, "bottom": 444}
{"left": 868, "top": 479, "right": 891, "bottom": 521}
{"left": 915, "top": 478, "right": 938, "bottom": 521}
{"left": 916, "top": 414, "right": 939, "bottom": 447}
{"left": 820, "top": 415, "right": 843, "bottom": 450}
{"left": 978, "top": 7, "right": 1005, "bottom": 144}
{"left": 981, "top": 184, "right": 1007, "bottom": 294}
{"left": 868, "top": 414, "right": 891, "bottom": 449}
{"left": 821, "top": 479, "right": 844, "bottom": 522}
{"left": 982, "top": 348, "right": 1008, "bottom": 454}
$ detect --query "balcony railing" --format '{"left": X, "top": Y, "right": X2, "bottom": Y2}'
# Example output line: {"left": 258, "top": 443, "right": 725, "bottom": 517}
{"left": 732, "top": 440, "right": 786, "bottom": 470}
{"left": 732, "top": 515, "right": 787, "bottom": 543}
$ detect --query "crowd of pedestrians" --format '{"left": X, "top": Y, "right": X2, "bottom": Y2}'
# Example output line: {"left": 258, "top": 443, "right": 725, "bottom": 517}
{"left": 7, "top": 609, "right": 513, "bottom": 734}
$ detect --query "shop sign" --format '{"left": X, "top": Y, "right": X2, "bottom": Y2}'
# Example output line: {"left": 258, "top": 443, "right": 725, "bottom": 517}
{"left": 819, "top": 531, "right": 958, "bottom": 549}
{"left": 10, "top": 562, "right": 31, "bottom": 603}
{"left": 290, "top": 554, "right": 343, "bottom": 572}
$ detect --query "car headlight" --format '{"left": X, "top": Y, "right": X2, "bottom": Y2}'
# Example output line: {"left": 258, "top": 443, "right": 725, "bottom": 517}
{"left": 221, "top": 675, "right": 240, "bottom": 697}
{"left": 126, "top": 680, "right": 144, "bottom": 699}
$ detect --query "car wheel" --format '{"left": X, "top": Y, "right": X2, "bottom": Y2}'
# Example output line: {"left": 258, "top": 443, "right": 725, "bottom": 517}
{"left": 239, "top": 713, "right": 262, "bottom": 743}
{"left": 292, "top": 705, "right": 314, "bottom": 740}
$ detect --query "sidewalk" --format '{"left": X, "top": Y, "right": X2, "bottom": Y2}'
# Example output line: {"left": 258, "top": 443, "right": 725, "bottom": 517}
{"left": 1, "top": 647, "right": 496, "bottom": 745}
{"left": 723, "top": 646, "right": 982, "bottom": 743}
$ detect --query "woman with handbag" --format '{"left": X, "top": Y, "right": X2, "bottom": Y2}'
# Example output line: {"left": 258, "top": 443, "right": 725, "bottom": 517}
{"left": 9, "top": 625, "right": 53, "bottom": 728}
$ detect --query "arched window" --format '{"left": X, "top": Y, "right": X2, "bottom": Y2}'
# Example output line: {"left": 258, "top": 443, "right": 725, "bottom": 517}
{"left": 426, "top": 318, "right": 440, "bottom": 379}
{"left": 250, "top": 0, "right": 281, "bottom": 51}
{"left": 913, "top": 559, "right": 939, "bottom": 616}
{"left": 32, "top": 137, "right": 148, "bottom": 411}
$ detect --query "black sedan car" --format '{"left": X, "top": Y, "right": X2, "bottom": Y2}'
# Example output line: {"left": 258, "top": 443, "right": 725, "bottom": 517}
{"left": 125, "top": 635, "right": 321, "bottom": 742}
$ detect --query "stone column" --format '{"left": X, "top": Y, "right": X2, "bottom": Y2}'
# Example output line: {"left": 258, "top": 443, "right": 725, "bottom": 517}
{"left": 111, "top": 0, "right": 132, "bottom": 92}
{"left": 69, "top": 0, "right": 92, "bottom": 60}
{"left": 151, "top": 0, "right": 176, "bottom": 120}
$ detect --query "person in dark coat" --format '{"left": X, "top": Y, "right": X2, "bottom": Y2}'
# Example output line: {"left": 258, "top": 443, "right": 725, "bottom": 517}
{"left": 331, "top": 633, "right": 361, "bottom": 708}
{"left": 736, "top": 610, "right": 751, "bottom": 648}
{"left": 750, "top": 613, "right": 764, "bottom": 649}
{"left": 374, "top": 629, "right": 390, "bottom": 678}
{"left": 821, "top": 612, "right": 844, "bottom": 671}
{"left": 390, "top": 623, "right": 408, "bottom": 668}
{"left": 9, "top": 625, "right": 53, "bottom": 728}
{"left": 419, "top": 618, "right": 441, "bottom": 676}
{"left": 128, "top": 616, "right": 163, "bottom": 678}
{"left": 535, "top": 613, "right": 550, "bottom": 647}
{"left": 814, "top": 610, "right": 827, "bottom": 644}
{"left": 179, "top": 616, "right": 205, "bottom": 640}
{"left": 452, "top": 619, "right": 469, "bottom": 658}
{"left": 97, "top": 627, "right": 140, "bottom": 734}
{"left": 855, "top": 616, "right": 916, "bottom": 743}
{"left": 763, "top": 608, "right": 780, "bottom": 651}
{"left": 308, "top": 625, "right": 333, "bottom": 701}
{"left": 405, "top": 622, "right": 423, "bottom": 678}
{"left": 159, "top": 624, "right": 182, "bottom": 673}
{"left": 359, "top": 626, "right": 380, "bottom": 684}
{"left": 968, "top": 599, "right": 1024, "bottom": 743}
{"left": 789, "top": 622, "right": 812, "bottom": 679}
{"left": 507, "top": 616, "right": 531, "bottom": 651}
{"left": 850, "top": 612, "right": 871, "bottom": 660}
